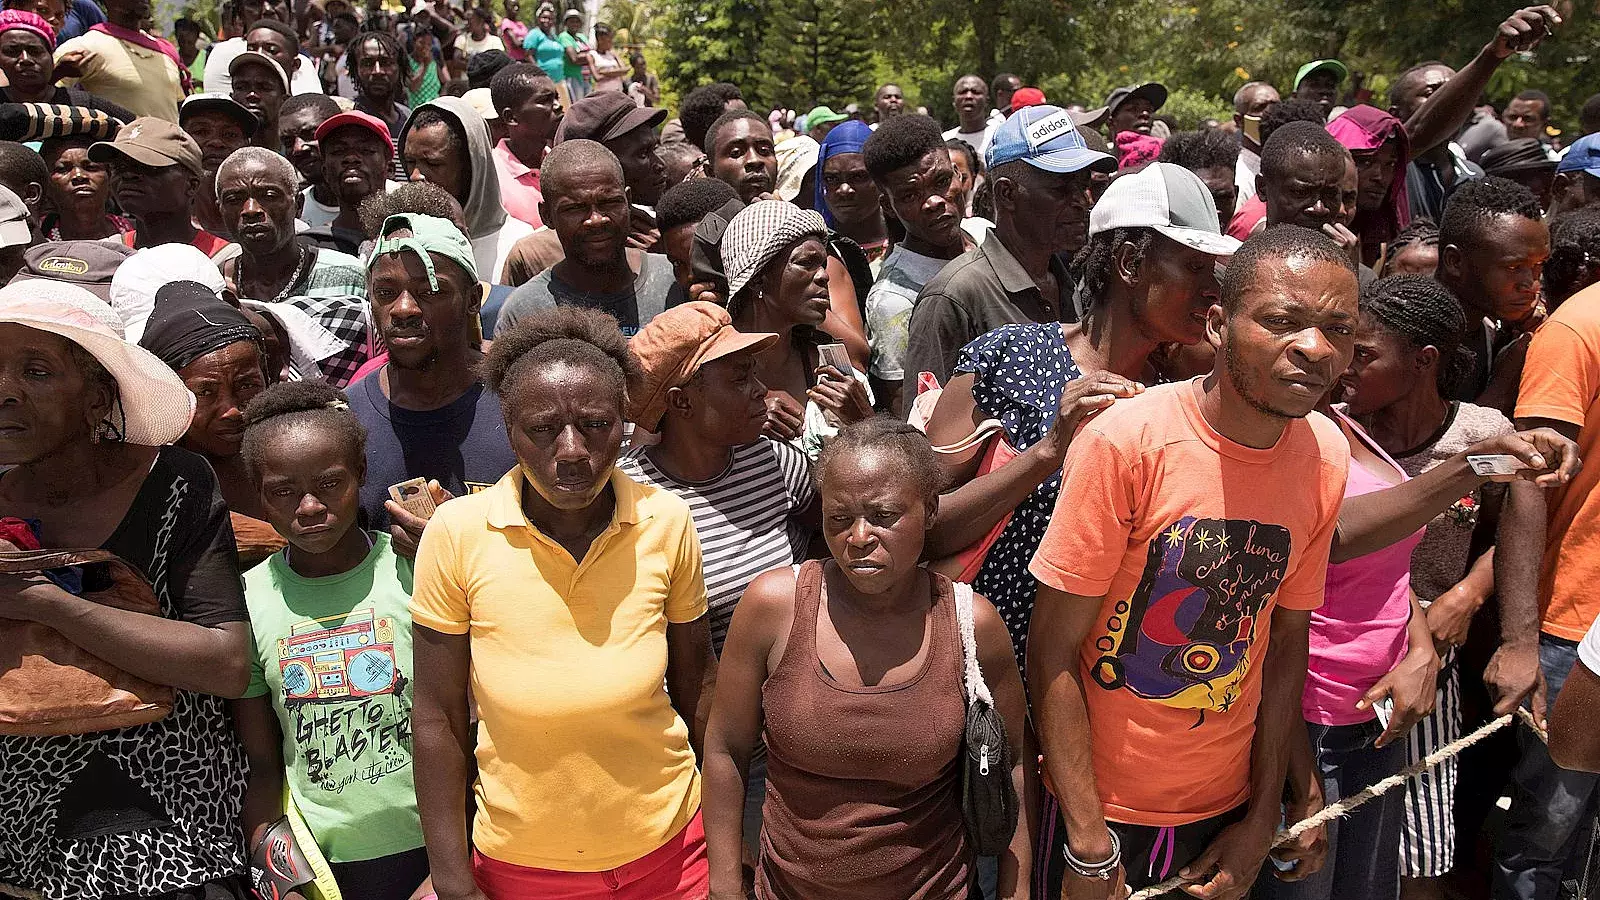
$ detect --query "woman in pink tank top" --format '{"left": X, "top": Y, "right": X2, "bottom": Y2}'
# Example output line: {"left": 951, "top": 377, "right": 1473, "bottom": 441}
{"left": 701, "top": 417, "right": 1031, "bottom": 899}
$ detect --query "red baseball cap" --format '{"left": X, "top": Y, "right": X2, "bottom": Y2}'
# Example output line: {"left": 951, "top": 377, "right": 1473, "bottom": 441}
{"left": 1011, "top": 86, "right": 1047, "bottom": 113}
{"left": 314, "top": 110, "right": 394, "bottom": 159}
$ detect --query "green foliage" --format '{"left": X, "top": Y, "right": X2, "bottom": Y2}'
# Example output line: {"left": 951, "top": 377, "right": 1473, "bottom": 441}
{"left": 655, "top": 0, "right": 768, "bottom": 102}
{"left": 754, "top": 0, "right": 875, "bottom": 111}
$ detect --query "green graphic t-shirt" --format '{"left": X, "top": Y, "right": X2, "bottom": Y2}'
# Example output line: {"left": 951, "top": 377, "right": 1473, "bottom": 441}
{"left": 243, "top": 532, "right": 423, "bottom": 862}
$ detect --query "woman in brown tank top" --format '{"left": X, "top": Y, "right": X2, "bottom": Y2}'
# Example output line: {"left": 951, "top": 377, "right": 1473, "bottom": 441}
{"left": 701, "top": 417, "right": 1031, "bottom": 899}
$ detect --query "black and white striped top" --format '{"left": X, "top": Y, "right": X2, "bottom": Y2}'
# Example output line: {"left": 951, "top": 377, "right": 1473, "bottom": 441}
{"left": 619, "top": 439, "right": 816, "bottom": 653}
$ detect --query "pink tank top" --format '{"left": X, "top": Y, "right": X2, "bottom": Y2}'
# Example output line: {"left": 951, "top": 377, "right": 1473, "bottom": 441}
{"left": 1303, "top": 410, "right": 1425, "bottom": 725}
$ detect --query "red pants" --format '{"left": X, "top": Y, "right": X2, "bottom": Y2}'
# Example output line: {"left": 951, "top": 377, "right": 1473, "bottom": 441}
{"left": 473, "top": 812, "right": 710, "bottom": 899}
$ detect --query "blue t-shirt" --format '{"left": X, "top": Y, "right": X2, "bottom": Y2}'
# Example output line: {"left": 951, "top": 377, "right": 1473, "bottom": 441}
{"left": 348, "top": 369, "right": 519, "bottom": 530}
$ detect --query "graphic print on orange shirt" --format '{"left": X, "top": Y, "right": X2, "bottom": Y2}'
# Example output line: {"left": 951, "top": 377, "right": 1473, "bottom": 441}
{"left": 1090, "top": 516, "right": 1291, "bottom": 717}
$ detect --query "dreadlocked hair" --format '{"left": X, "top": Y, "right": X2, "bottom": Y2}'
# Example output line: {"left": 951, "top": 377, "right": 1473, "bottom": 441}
{"left": 1545, "top": 208, "right": 1600, "bottom": 308}
{"left": 1361, "top": 274, "right": 1474, "bottom": 397}
{"left": 1070, "top": 227, "right": 1155, "bottom": 313}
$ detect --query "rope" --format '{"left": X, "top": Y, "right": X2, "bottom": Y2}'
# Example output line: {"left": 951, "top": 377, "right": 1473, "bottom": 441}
{"left": 1126, "top": 708, "right": 1547, "bottom": 900}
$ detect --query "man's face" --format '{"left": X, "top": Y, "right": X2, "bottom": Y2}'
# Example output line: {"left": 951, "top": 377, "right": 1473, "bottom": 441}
{"left": 543, "top": 164, "right": 630, "bottom": 268}
{"left": 232, "top": 63, "right": 286, "bottom": 128}
{"left": 1552, "top": 171, "right": 1600, "bottom": 215}
{"left": 1131, "top": 236, "right": 1223, "bottom": 347}
{"left": 1296, "top": 71, "right": 1340, "bottom": 117}
{"left": 321, "top": 125, "right": 389, "bottom": 204}
{"left": 356, "top": 38, "right": 396, "bottom": 102}
{"left": 875, "top": 84, "right": 904, "bottom": 120}
{"left": 105, "top": 0, "right": 150, "bottom": 25}
{"left": 608, "top": 124, "right": 667, "bottom": 207}
{"left": 662, "top": 221, "right": 695, "bottom": 289}
{"left": 1506, "top": 167, "right": 1556, "bottom": 212}
{"left": 112, "top": 159, "right": 193, "bottom": 219}
{"left": 1195, "top": 164, "right": 1237, "bottom": 231}
{"left": 994, "top": 78, "right": 1020, "bottom": 116}
{"left": 1504, "top": 97, "right": 1548, "bottom": 142}
{"left": 821, "top": 151, "right": 879, "bottom": 227}
{"left": 1216, "top": 255, "right": 1359, "bottom": 420}
{"left": 710, "top": 117, "right": 776, "bottom": 203}
{"left": 505, "top": 77, "right": 562, "bottom": 150}
{"left": 952, "top": 76, "right": 987, "bottom": 122}
{"left": 1352, "top": 139, "right": 1400, "bottom": 213}
{"left": 403, "top": 122, "right": 466, "bottom": 203}
{"left": 1262, "top": 149, "right": 1352, "bottom": 230}
{"left": 676, "top": 352, "right": 767, "bottom": 446}
{"left": 184, "top": 110, "right": 252, "bottom": 177}
{"left": 1237, "top": 84, "right": 1280, "bottom": 119}
{"left": 1448, "top": 214, "right": 1550, "bottom": 324}
{"left": 1390, "top": 65, "right": 1451, "bottom": 122}
{"left": 996, "top": 164, "right": 1094, "bottom": 258}
{"left": 246, "top": 27, "right": 298, "bottom": 79}
{"left": 278, "top": 106, "right": 328, "bottom": 185}
{"left": 239, "top": 0, "right": 267, "bottom": 29}
{"left": 880, "top": 148, "right": 963, "bottom": 249}
{"left": 218, "top": 158, "right": 297, "bottom": 256}
{"left": 367, "top": 242, "right": 477, "bottom": 370}
{"left": 1109, "top": 97, "right": 1154, "bottom": 136}
{"left": 332, "top": 16, "right": 358, "bottom": 43}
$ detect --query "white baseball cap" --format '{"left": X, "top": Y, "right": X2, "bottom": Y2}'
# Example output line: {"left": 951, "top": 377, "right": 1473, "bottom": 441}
{"left": 1089, "top": 162, "right": 1240, "bottom": 257}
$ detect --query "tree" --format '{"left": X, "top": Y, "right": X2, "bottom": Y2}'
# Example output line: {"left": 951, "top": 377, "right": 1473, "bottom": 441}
{"left": 656, "top": 0, "right": 768, "bottom": 101}
{"left": 755, "top": 0, "right": 876, "bottom": 110}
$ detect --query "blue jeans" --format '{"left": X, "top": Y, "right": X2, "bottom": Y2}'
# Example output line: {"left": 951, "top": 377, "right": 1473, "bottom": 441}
{"left": 1492, "top": 634, "right": 1599, "bottom": 900}
{"left": 1255, "top": 719, "right": 1406, "bottom": 900}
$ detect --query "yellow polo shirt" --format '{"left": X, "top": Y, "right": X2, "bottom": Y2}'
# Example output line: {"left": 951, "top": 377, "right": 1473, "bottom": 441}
{"left": 410, "top": 466, "right": 706, "bottom": 871}
{"left": 55, "top": 30, "right": 185, "bottom": 122}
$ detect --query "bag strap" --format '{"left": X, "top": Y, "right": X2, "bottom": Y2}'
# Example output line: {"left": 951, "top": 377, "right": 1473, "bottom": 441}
{"left": 952, "top": 580, "right": 994, "bottom": 708}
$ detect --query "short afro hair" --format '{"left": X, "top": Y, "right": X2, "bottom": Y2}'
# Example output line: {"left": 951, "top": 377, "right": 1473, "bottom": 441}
{"left": 241, "top": 381, "right": 367, "bottom": 481}
{"left": 862, "top": 114, "right": 945, "bottom": 182}
{"left": 1545, "top": 208, "right": 1600, "bottom": 306}
{"left": 0, "top": 141, "right": 48, "bottom": 193}
{"left": 1260, "top": 121, "right": 1347, "bottom": 182}
{"left": 1222, "top": 224, "right": 1357, "bottom": 314}
{"left": 680, "top": 82, "right": 744, "bottom": 152}
{"left": 359, "top": 179, "right": 465, "bottom": 238}
{"left": 704, "top": 108, "right": 769, "bottom": 155}
{"left": 1439, "top": 175, "right": 1542, "bottom": 254}
{"left": 1514, "top": 89, "right": 1552, "bottom": 119}
{"left": 280, "top": 92, "right": 341, "bottom": 123}
{"left": 245, "top": 18, "right": 299, "bottom": 54}
{"left": 489, "top": 62, "right": 554, "bottom": 116}
{"left": 1260, "top": 98, "right": 1328, "bottom": 147}
{"left": 656, "top": 177, "right": 736, "bottom": 233}
{"left": 1157, "top": 128, "right": 1239, "bottom": 172}
{"left": 482, "top": 306, "right": 640, "bottom": 413}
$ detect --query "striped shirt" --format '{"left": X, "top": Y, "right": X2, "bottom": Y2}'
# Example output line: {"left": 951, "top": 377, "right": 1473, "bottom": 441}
{"left": 619, "top": 439, "right": 816, "bottom": 653}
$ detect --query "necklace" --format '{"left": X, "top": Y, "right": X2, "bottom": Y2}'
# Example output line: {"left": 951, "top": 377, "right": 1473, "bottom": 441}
{"left": 240, "top": 244, "right": 313, "bottom": 304}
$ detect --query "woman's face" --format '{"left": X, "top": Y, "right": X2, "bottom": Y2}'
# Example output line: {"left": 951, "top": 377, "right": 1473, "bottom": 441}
{"left": 1337, "top": 311, "right": 1426, "bottom": 416}
{"left": 254, "top": 423, "right": 364, "bottom": 557}
{"left": 1387, "top": 241, "right": 1438, "bottom": 276}
{"left": 536, "top": 6, "right": 554, "bottom": 29}
{"left": 505, "top": 361, "right": 625, "bottom": 512}
{"left": 0, "top": 28, "right": 52, "bottom": 94}
{"left": 177, "top": 341, "right": 266, "bottom": 459}
{"left": 757, "top": 236, "right": 830, "bottom": 327}
{"left": 821, "top": 448, "right": 933, "bottom": 595}
{"left": 820, "top": 151, "right": 880, "bottom": 228}
{"left": 1353, "top": 138, "right": 1400, "bottom": 214}
{"left": 1129, "top": 235, "right": 1221, "bottom": 347}
{"left": 0, "top": 323, "right": 109, "bottom": 466}
{"left": 44, "top": 142, "right": 110, "bottom": 212}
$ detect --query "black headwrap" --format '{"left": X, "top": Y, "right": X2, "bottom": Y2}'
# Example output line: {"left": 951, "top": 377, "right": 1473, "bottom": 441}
{"left": 1481, "top": 138, "right": 1559, "bottom": 177}
{"left": 138, "top": 281, "right": 262, "bottom": 372}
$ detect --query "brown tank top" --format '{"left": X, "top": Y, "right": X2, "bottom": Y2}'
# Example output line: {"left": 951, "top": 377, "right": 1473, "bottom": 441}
{"left": 756, "top": 560, "right": 972, "bottom": 900}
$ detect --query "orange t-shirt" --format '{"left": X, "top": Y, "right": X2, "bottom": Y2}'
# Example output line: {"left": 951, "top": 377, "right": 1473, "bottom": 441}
{"left": 1029, "top": 379, "right": 1348, "bottom": 826}
{"left": 1514, "top": 284, "right": 1600, "bottom": 641}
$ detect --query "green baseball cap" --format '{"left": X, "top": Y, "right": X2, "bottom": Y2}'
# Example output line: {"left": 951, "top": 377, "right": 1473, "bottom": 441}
{"left": 369, "top": 213, "right": 479, "bottom": 288}
{"left": 1294, "top": 59, "right": 1349, "bottom": 90}
{"left": 805, "top": 105, "right": 848, "bottom": 129}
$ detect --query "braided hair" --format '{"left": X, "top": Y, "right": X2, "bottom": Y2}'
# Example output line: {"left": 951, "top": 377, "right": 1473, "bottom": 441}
{"left": 1544, "top": 208, "right": 1600, "bottom": 308}
{"left": 816, "top": 415, "right": 947, "bottom": 507}
{"left": 1382, "top": 219, "right": 1439, "bottom": 271}
{"left": 241, "top": 381, "right": 367, "bottom": 481}
{"left": 1069, "top": 227, "right": 1155, "bottom": 314}
{"left": 1361, "top": 274, "right": 1474, "bottom": 396}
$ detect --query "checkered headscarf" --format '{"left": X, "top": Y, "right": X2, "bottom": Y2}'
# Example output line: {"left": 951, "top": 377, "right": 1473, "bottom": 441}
{"left": 720, "top": 199, "right": 827, "bottom": 304}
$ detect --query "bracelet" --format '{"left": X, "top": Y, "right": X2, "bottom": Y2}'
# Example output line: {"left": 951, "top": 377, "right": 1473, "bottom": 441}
{"left": 1063, "top": 828, "right": 1122, "bottom": 880}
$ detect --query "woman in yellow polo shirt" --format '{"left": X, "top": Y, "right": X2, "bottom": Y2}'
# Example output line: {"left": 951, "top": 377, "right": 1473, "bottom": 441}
{"left": 410, "top": 306, "right": 717, "bottom": 900}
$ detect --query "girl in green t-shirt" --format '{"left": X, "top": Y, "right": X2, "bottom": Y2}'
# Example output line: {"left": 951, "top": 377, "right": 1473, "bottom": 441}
{"left": 233, "top": 381, "right": 431, "bottom": 900}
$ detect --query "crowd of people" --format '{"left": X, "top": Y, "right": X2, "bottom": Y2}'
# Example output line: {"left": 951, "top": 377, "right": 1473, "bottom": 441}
{"left": 8, "top": 1, "right": 1600, "bottom": 900}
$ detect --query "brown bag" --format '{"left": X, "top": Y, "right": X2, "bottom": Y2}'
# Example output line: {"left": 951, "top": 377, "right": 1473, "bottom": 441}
{"left": 0, "top": 549, "right": 174, "bottom": 736}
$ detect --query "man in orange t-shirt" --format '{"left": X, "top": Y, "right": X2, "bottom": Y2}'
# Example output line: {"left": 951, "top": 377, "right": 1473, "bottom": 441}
{"left": 1501, "top": 277, "right": 1600, "bottom": 897}
{"left": 1029, "top": 225, "right": 1356, "bottom": 899}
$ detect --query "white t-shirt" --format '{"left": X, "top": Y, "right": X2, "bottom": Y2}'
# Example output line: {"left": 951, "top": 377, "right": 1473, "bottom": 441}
{"left": 203, "top": 37, "right": 324, "bottom": 95}
{"left": 299, "top": 180, "right": 402, "bottom": 228}
{"left": 453, "top": 32, "right": 505, "bottom": 60}
{"left": 590, "top": 50, "right": 623, "bottom": 92}
{"left": 943, "top": 122, "right": 997, "bottom": 159}
{"left": 1580, "top": 614, "right": 1600, "bottom": 675}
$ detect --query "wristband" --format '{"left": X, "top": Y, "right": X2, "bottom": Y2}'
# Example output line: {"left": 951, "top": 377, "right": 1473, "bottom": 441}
{"left": 1064, "top": 828, "right": 1122, "bottom": 880}
{"left": 250, "top": 816, "right": 315, "bottom": 900}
